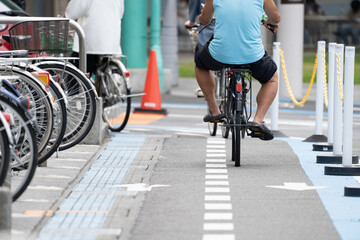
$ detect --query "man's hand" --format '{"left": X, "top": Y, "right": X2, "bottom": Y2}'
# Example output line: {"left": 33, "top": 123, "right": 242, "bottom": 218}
{"left": 184, "top": 20, "right": 197, "bottom": 29}
{"left": 263, "top": 18, "right": 279, "bottom": 33}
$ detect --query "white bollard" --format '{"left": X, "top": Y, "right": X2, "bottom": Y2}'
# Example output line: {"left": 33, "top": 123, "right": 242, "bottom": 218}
{"left": 333, "top": 44, "right": 344, "bottom": 156}
{"left": 343, "top": 46, "right": 355, "bottom": 167}
{"left": 271, "top": 42, "right": 281, "bottom": 131}
{"left": 327, "top": 43, "right": 336, "bottom": 145}
{"left": 315, "top": 41, "right": 326, "bottom": 135}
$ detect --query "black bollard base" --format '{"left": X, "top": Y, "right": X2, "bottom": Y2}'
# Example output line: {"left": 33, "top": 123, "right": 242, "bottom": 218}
{"left": 324, "top": 164, "right": 360, "bottom": 176}
{"left": 317, "top": 155, "right": 359, "bottom": 164}
{"left": 312, "top": 143, "right": 333, "bottom": 152}
{"left": 303, "top": 134, "right": 327, "bottom": 143}
{"left": 344, "top": 186, "right": 360, "bottom": 197}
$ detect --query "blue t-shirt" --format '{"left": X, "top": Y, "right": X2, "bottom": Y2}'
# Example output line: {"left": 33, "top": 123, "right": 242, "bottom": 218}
{"left": 209, "top": 0, "right": 265, "bottom": 64}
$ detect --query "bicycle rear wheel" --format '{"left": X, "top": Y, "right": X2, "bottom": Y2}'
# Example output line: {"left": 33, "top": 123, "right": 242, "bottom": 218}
{"left": 234, "top": 110, "right": 241, "bottom": 167}
{"left": 100, "top": 62, "right": 131, "bottom": 132}
{"left": 35, "top": 62, "right": 97, "bottom": 150}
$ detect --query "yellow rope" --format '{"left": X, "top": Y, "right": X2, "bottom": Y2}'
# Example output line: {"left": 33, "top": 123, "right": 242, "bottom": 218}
{"left": 321, "top": 48, "right": 328, "bottom": 108}
{"left": 335, "top": 52, "right": 344, "bottom": 101}
{"left": 280, "top": 49, "right": 317, "bottom": 106}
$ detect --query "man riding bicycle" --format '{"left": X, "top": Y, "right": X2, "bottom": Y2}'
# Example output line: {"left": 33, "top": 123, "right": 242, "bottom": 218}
{"left": 195, "top": 0, "right": 280, "bottom": 141}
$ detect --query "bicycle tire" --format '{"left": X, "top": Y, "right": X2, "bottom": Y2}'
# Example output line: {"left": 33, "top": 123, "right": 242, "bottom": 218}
{"left": 0, "top": 92, "right": 38, "bottom": 202}
{"left": 100, "top": 61, "right": 131, "bottom": 132}
{"left": 0, "top": 119, "right": 10, "bottom": 186}
{"left": 35, "top": 62, "right": 97, "bottom": 150}
{"left": 234, "top": 110, "right": 241, "bottom": 167}
{"left": 18, "top": 64, "right": 67, "bottom": 164}
{"left": 0, "top": 67, "right": 54, "bottom": 154}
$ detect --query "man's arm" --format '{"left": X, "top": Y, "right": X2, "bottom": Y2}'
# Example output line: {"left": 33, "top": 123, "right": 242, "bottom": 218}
{"left": 263, "top": 0, "right": 281, "bottom": 24}
{"left": 65, "top": 0, "right": 95, "bottom": 20}
{"left": 199, "top": 0, "right": 214, "bottom": 26}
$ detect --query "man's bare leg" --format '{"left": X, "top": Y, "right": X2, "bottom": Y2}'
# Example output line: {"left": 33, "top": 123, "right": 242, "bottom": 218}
{"left": 253, "top": 71, "right": 278, "bottom": 124}
{"left": 195, "top": 66, "right": 221, "bottom": 116}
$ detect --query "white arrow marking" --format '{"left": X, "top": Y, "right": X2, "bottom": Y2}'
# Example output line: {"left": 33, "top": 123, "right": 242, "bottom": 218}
{"left": 266, "top": 182, "right": 327, "bottom": 191}
{"left": 108, "top": 183, "right": 170, "bottom": 192}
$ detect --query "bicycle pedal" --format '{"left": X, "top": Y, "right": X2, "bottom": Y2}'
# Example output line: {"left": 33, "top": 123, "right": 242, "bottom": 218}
{"left": 250, "top": 131, "right": 263, "bottom": 138}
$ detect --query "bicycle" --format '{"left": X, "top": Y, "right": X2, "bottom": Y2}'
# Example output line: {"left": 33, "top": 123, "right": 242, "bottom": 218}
{"left": 219, "top": 67, "right": 254, "bottom": 167}
{"left": 0, "top": 80, "right": 38, "bottom": 201}
{"left": 94, "top": 55, "right": 132, "bottom": 132}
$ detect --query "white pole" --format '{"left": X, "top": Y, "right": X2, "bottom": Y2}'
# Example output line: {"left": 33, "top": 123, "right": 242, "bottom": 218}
{"left": 333, "top": 44, "right": 344, "bottom": 156}
{"left": 343, "top": 46, "right": 355, "bottom": 167}
{"left": 315, "top": 41, "right": 326, "bottom": 135}
{"left": 271, "top": 42, "right": 281, "bottom": 131}
{"left": 277, "top": 3, "right": 304, "bottom": 99}
{"left": 327, "top": 43, "right": 336, "bottom": 144}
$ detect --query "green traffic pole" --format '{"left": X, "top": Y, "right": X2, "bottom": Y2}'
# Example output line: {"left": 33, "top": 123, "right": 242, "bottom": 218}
{"left": 121, "top": 0, "right": 147, "bottom": 68}
{"left": 150, "top": 0, "right": 164, "bottom": 93}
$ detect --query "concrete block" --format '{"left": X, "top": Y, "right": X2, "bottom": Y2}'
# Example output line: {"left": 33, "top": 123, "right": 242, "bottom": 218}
{"left": 81, "top": 97, "right": 108, "bottom": 145}
{"left": 0, "top": 187, "right": 11, "bottom": 239}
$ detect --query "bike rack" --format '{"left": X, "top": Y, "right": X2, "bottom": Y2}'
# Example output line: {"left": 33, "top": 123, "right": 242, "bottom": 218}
{"left": 0, "top": 17, "right": 86, "bottom": 72}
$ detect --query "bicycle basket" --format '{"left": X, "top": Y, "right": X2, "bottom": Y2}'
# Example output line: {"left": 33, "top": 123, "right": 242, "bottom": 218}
{"left": 8, "top": 20, "right": 71, "bottom": 53}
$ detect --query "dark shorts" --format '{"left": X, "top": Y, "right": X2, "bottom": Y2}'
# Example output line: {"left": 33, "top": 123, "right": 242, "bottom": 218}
{"left": 195, "top": 42, "right": 277, "bottom": 84}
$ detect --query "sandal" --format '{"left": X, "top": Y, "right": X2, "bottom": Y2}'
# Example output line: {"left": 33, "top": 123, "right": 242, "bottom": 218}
{"left": 203, "top": 112, "right": 225, "bottom": 122}
{"left": 248, "top": 121, "right": 274, "bottom": 141}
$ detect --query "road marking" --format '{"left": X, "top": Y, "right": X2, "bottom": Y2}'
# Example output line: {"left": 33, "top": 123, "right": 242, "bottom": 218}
{"left": 48, "top": 166, "right": 81, "bottom": 170}
{"left": 27, "top": 186, "right": 63, "bottom": 191}
{"left": 206, "top": 159, "right": 226, "bottom": 163}
{"left": 206, "top": 164, "right": 227, "bottom": 168}
{"left": 205, "top": 203, "right": 232, "bottom": 210}
{"left": 355, "top": 176, "right": 360, "bottom": 184}
{"left": 50, "top": 158, "right": 88, "bottom": 162}
{"left": 206, "top": 169, "right": 228, "bottom": 174}
{"left": 109, "top": 183, "right": 170, "bottom": 192}
{"left": 207, "top": 145, "right": 225, "bottom": 149}
{"left": 204, "top": 138, "right": 235, "bottom": 240}
{"left": 203, "top": 234, "right": 235, "bottom": 240}
{"left": 204, "top": 213, "right": 233, "bottom": 220}
{"left": 207, "top": 153, "right": 226, "bottom": 157}
{"left": 205, "top": 195, "right": 231, "bottom": 201}
{"left": 203, "top": 223, "right": 234, "bottom": 231}
{"left": 205, "top": 181, "right": 229, "bottom": 186}
{"left": 18, "top": 199, "right": 50, "bottom": 203}
{"left": 206, "top": 149, "right": 226, "bottom": 153}
{"left": 205, "top": 175, "right": 228, "bottom": 179}
{"left": 266, "top": 182, "right": 327, "bottom": 191}
{"left": 205, "top": 187, "right": 230, "bottom": 193}
{"left": 35, "top": 175, "right": 71, "bottom": 179}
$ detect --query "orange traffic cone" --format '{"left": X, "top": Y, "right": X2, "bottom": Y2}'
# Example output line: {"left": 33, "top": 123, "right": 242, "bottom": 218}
{"left": 134, "top": 49, "right": 167, "bottom": 114}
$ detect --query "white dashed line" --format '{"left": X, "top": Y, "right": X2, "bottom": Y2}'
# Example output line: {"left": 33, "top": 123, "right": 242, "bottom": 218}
{"left": 205, "top": 181, "right": 229, "bottom": 186}
{"left": 204, "top": 138, "right": 235, "bottom": 240}
{"left": 207, "top": 145, "right": 226, "bottom": 149}
{"left": 203, "top": 223, "right": 234, "bottom": 231}
{"left": 205, "top": 195, "right": 231, "bottom": 201}
{"left": 203, "top": 234, "right": 235, "bottom": 240}
{"left": 205, "top": 203, "right": 232, "bottom": 210}
{"left": 207, "top": 153, "right": 227, "bottom": 157}
{"left": 204, "top": 213, "right": 233, "bottom": 220}
{"left": 206, "top": 159, "right": 226, "bottom": 163}
{"left": 205, "top": 187, "right": 230, "bottom": 193}
{"left": 205, "top": 175, "right": 228, "bottom": 179}
{"left": 206, "top": 169, "right": 228, "bottom": 174}
{"left": 206, "top": 164, "right": 227, "bottom": 168}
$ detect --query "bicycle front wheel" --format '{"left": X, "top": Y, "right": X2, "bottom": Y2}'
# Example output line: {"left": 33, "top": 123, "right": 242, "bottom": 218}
{"left": 101, "top": 62, "right": 131, "bottom": 132}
